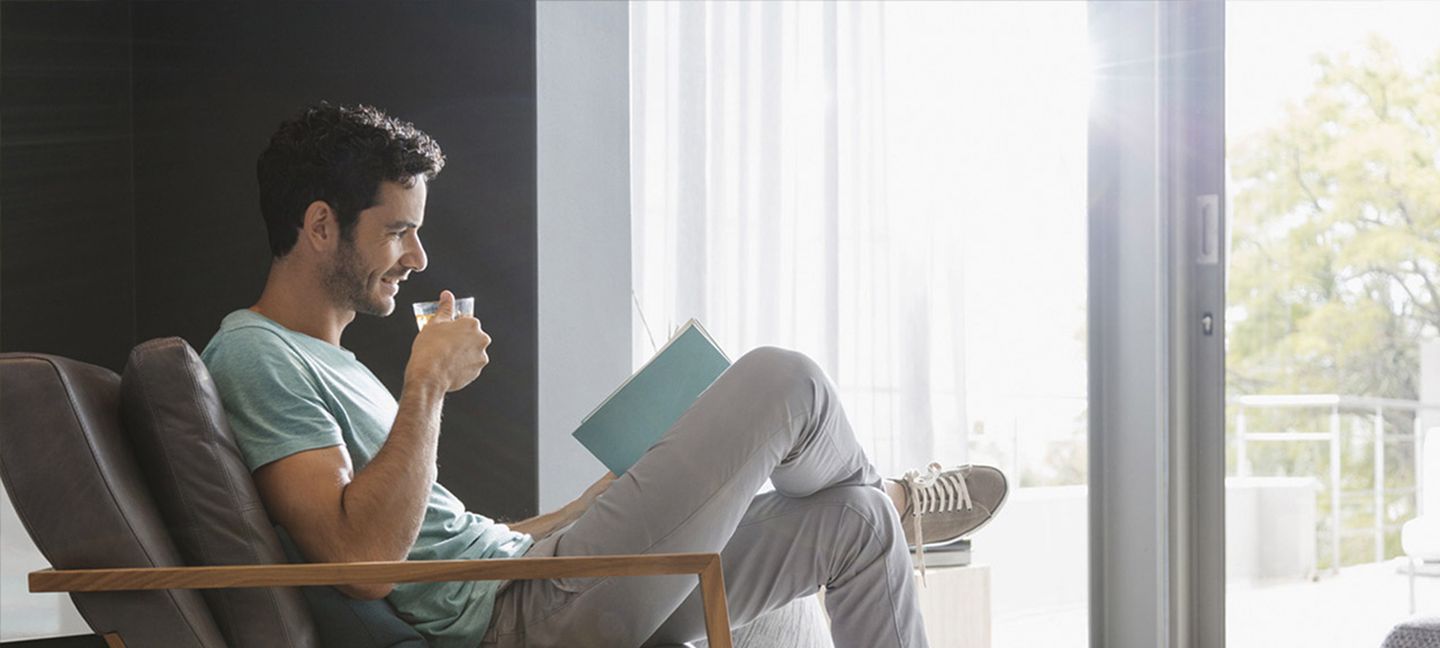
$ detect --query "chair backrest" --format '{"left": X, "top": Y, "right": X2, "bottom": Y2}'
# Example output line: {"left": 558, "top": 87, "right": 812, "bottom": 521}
{"left": 119, "top": 338, "right": 318, "bottom": 647}
{"left": 0, "top": 352, "right": 226, "bottom": 646}
{"left": 0, "top": 346, "right": 320, "bottom": 647}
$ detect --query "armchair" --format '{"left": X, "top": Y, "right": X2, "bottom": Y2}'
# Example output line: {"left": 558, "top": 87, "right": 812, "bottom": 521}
{"left": 0, "top": 341, "right": 731, "bottom": 647}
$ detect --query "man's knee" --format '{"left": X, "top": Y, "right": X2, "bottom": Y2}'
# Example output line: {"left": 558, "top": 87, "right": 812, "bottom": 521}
{"left": 820, "top": 486, "right": 903, "bottom": 539}
{"left": 848, "top": 486, "right": 902, "bottom": 529}
{"left": 728, "top": 347, "right": 832, "bottom": 415}
{"left": 824, "top": 486, "right": 906, "bottom": 562}
{"left": 730, "top": 346, "right": 825, "bottom": 385}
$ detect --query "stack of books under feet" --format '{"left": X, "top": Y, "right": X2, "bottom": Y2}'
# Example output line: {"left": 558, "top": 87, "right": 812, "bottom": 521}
{"left": 911, "top": 537, "right": 971, "bottom": 570}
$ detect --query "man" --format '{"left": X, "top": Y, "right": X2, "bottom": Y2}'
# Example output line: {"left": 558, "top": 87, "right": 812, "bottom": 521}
{"left": 202, "top": 103, "right": 1008, "bottom": 648}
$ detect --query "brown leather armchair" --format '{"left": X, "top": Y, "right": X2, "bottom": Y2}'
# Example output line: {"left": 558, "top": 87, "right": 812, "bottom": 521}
{"left": 0, "top": 340, "right": 731, "bottom": 648}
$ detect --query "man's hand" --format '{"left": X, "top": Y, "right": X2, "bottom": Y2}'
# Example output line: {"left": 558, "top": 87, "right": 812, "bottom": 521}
{"left": 406, "top": 290, "right": 491, "bottom": 393}
{"left": 573, "top": 472, "right": 617, "bottom": 512}
{"left": 508, "top": 472, "right": 616, "bottom": 539}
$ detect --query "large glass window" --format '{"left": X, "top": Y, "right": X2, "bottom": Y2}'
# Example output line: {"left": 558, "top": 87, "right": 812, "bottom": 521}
{"left": 1225, "top": 2, "right": 1440, "bottom": 645}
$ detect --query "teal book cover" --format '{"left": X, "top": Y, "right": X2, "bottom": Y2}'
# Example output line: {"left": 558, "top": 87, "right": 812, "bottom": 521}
{"left": 573, "top": 320, "right": 731, "bottom": 475}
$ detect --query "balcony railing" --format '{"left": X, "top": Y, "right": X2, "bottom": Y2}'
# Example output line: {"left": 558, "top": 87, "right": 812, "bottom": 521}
{"left": 1231, "top": 394, "right": 1440, "bottom": 571}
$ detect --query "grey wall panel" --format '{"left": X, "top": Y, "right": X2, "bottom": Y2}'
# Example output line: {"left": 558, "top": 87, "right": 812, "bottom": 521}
{"left": 1, "top": 2, "right": 136, "bottom": 372}
{"left": 130, "top": 1, "right": 539, "bottom": 519}
{"left": 2, "top": 1, "right": 539, "bottom": 519}
{"left": 0, "top": 3, "right": 136, "bottom": 638}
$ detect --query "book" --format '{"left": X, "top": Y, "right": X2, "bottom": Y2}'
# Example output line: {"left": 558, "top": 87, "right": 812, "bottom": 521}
{"left": 911, "top": 538, "right": 972, "bottom": 569}
{"left": 912, "top": 551, "right": 972, "bottom": 569}
{"left": 572, "top": 319, "right": 731, "bottom": 475}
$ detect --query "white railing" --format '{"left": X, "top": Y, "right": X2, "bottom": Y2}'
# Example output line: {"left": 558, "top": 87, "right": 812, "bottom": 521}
{"left": 1231, "top": 394, "right": 1440, "bottom": 571}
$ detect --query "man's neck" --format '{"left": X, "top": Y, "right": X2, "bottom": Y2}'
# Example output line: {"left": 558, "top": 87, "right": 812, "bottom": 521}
{"left": 249, "top": 261, "right": 354, "bottom": 347}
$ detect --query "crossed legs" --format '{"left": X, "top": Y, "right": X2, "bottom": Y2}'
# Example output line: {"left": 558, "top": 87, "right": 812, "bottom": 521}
{"left": 483, "top": 347, "right": 927, "bottom": 647}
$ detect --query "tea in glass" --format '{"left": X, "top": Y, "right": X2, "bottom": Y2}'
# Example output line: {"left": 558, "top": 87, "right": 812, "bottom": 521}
{"left": 413, "top": 297, "right": 474, "bottom": 330}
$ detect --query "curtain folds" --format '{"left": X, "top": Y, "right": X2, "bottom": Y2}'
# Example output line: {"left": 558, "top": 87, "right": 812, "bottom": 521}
{"left": 630, "top": 1, "right": 967, "bottom": 474}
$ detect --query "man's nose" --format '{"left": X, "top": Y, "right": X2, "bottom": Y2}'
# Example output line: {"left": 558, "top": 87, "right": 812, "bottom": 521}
{"left": 405, "top": 237, "right": 428, "bottom": 273}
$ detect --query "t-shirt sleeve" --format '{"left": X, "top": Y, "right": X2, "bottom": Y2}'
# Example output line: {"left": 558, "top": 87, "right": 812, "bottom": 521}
{"left": 203, "top": 327, "right": 345, "bottom": 471}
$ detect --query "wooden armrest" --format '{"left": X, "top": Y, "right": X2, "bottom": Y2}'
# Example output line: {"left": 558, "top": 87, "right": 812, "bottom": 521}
{"left": 31, "top": 553, "right": 731, "bottom": 648}
{"left": 30, "top": 553, "right": 717, "bottom": 591}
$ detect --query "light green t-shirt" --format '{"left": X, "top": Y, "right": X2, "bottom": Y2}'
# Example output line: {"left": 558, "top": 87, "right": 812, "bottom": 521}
{"left": 200, "top": 309, "right": 532, "bottom": 647}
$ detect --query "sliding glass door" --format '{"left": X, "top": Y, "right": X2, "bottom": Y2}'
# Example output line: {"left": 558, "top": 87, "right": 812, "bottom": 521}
{"left": 1224, "top": 3, "right": 1440, "bottom": 645}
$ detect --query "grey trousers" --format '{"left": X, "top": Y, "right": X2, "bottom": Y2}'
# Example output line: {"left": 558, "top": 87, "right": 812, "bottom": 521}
{"left": 481, "top": 347, "right": 928, "bottom": 648}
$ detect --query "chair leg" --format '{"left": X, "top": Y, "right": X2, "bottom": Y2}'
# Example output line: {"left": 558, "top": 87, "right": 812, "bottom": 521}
{"left": 698, "top": 557, "right": 733, "bottom": 648}
{"left": 1411, "top": 556, "right": 1417, "bottom": 615}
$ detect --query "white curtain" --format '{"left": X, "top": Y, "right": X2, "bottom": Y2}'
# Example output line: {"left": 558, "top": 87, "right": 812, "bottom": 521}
{"left": 629, "top": 0, "right": 969, "bottom": 474}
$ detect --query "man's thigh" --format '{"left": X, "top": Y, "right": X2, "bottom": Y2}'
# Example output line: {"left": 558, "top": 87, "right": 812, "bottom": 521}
{"left": 490, "top": 348, "right": 874, "bottom": 646}
{"left": 557, "top": 347, "right": 868, "bottom": 564}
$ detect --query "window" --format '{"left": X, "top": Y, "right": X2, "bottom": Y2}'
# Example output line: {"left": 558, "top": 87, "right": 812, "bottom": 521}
{"left": 630, "top": 3, "right": 1089, "bottom": 645}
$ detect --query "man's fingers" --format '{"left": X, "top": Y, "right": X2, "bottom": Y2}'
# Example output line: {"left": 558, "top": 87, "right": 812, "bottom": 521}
{"left": 435, "top": 290, "right": 455, "bottom": 321}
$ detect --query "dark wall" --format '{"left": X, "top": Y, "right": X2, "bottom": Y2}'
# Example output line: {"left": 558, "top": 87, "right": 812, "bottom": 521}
{"left": 2, "top": 1, "right": 539, "bottom": 518}
{"left": 1, "top": 2, "right": 136, "bottom": 372}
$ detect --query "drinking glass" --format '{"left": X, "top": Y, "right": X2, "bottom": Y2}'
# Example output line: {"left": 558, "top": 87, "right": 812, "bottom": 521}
{"left": 412, "top": 297, "right": 475, "bottom": 330}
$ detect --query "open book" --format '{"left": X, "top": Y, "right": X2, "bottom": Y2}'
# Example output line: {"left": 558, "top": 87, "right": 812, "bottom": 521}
{"left": 572, "top": 320, "right": 730, "bottom": 475}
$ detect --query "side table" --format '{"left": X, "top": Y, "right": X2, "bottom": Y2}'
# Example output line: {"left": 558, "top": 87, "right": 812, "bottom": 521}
{"left": 914, "top": 563, "right": 991, "bottom": 648}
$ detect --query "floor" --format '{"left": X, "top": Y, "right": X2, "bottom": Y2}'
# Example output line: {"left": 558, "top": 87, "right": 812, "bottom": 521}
{"left": 990, "top": 560, "right": 1439, "bottom": 648}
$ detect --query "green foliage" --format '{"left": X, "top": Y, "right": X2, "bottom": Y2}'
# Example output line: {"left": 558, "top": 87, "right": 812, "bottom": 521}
{"left": 1228, "top": 36, "right": 1440, "bottom": 400}
{"left": 1228, "top": 36, "right": 1440, "bottom": 567}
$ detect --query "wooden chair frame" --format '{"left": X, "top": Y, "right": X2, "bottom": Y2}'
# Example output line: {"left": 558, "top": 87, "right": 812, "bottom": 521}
{"left": 30, "top": 552, "right": 732, "bottom": 648}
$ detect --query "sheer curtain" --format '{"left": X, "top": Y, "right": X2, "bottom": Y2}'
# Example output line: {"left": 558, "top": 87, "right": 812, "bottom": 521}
{"left": 629, "top": 1, "right": 968, "bottom": 474}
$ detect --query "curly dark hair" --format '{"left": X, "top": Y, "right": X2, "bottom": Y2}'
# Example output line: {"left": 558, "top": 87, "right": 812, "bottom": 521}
{"left": 256, "top": 103, "right": 445, "bottom": 258}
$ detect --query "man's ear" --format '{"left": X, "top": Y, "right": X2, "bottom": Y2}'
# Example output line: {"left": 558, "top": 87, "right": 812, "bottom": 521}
{"left": 300, "top": 200, "right": 340, "bottom": 253}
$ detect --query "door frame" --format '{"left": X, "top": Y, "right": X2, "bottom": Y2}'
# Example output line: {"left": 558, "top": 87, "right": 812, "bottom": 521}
{"left": 1088, "top": 2, "right": 1226, "bottom": 646}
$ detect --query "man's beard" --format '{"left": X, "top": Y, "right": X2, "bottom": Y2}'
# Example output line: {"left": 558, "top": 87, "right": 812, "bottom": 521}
{"left": 323, "top": 237, "right": 394, "bottom": 317}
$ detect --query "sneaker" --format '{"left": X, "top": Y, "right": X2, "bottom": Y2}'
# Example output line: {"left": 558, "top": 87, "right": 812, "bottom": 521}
{"left": 892, "top": 463, "right": 1009, "bottom": 546}
{"left": 890, "top": 463, "right": 1009, "bottom": 577}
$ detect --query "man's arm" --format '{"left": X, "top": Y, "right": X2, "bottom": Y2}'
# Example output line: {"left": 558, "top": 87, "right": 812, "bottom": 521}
{"left": 253, "top": 378, "right": 446, "bottom": 599}
{"left": 252, "top": 291, "right": 488, "bottom": 600}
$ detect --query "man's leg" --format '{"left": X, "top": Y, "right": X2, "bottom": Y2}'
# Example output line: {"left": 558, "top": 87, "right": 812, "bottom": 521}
{"left": 641, "top": 485, "right": 926, "bottom": 647}
{"left": 490, "top": 347, "right": 917, "bottom": 647}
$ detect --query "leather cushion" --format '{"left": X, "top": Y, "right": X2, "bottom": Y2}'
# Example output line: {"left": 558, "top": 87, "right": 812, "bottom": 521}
{"left": 0, "top": 352, "right": 225, "bottom": 647}
{"left": 120, "top": 337, "right": 318, "bottom": 648}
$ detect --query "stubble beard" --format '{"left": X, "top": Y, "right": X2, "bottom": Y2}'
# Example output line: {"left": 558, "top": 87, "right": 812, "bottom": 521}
{"left": 323, "top": 236, "right": 394, "bottom": 317}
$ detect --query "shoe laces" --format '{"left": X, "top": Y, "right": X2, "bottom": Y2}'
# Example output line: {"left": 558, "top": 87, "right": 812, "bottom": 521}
{"left": 903, "top": 462, "right": 973, "bottom": 584}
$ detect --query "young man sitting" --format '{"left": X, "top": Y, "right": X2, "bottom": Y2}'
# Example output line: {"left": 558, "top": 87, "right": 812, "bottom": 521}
{"left": 201, "top": 103, "right": 1008, "bottom": 648}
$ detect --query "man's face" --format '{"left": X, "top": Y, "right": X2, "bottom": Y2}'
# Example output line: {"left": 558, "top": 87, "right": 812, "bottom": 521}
{"left": 322, "top": 179, "right": 429, "bottom": 317}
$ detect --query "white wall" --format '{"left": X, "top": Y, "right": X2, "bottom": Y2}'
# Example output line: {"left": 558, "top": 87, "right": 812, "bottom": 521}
{"left": 1, "top": 480, "right": 88, "bottom": 640}
{"left": 536, "top": 1, "right": 633, "bottom": 511}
